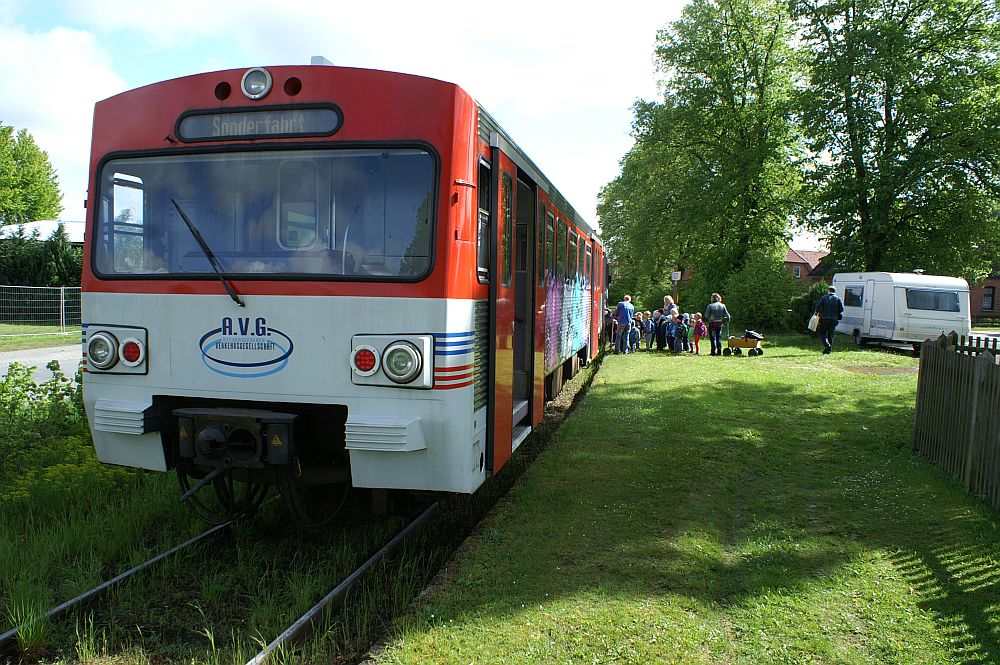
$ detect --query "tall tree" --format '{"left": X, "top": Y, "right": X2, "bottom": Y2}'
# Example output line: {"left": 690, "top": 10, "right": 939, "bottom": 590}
{"left": 599, "top": 0, "right": 803, "bottom": 310}
{"left": 795, "top": 0, "right": 1000, "bottom": 280}
{"left": 0, "top": 123, "right": 62, "bottom": 226}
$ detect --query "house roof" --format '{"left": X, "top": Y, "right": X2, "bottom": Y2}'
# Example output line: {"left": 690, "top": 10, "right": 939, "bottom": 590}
{"left": 0, "top": 220, "right": 85, "bottom": 244}
{"left": 785, "top": 248, "right": 829, "bottom": 269}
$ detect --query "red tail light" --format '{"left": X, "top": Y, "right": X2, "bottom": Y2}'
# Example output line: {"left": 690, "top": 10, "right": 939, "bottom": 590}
{"left": 120, "top": 338, "right": 146, "bottom": 366}
{"left": 352, "top": 346, "right": 378, "bottom": 375}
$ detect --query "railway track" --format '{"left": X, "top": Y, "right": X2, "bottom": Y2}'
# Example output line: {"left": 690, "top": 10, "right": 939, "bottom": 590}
{"left": 1, "top": 502, "right": 439, "bottom": 663}
{"left": 245, "top": 501, "right": 440, "bottom": 665}
{"left": 0, "top": 519, "right": 234, "bottom": 656}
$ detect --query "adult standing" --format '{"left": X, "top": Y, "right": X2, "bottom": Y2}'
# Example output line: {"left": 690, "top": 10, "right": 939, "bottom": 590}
{"left": 663, "top": 295, "right": 678, "bottom": 319}
{"left": 613, "top": 295, "right": 636, "bottom": 354}
{"left": 704, "top": 293, "right": 731, "bottom": 356}
{"left": 814, "top": 285, "right": 844, "bottom": 354}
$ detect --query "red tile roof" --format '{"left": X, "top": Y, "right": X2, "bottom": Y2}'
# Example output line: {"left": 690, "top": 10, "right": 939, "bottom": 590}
{"left": 785, "top": 248, "right": 829, "bottom": 269}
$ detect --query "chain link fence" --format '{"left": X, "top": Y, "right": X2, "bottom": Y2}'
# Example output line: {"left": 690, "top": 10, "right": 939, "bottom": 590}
{"left": 0, "top": 285, "right": 82, "bottom": 336}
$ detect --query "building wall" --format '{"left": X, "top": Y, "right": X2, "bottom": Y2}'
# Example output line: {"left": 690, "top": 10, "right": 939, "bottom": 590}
{"left": 971, "top": 277, "right": 1000, "bottom": 320}
{"left": 784, "top": 261, "right": 812, "bottom": 286}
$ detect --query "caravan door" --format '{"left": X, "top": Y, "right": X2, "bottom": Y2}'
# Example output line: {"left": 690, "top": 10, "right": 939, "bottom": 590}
{"left": 862, "top": 278, "right": 875, "bottom": 335}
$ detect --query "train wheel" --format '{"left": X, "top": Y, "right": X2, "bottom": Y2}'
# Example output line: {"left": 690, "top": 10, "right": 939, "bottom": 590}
{"left": 177, "top": 464, "right": 268, "bottom": 524}
{"left": 278, "top": 465, "right": 350, "bottom": 528}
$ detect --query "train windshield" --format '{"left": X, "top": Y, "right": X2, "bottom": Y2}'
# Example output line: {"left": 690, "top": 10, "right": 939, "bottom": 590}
{"left": 93, "top": 148, "right": 435, "bottom": 279}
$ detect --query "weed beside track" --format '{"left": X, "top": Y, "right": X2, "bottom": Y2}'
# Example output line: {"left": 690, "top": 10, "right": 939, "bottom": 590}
{"left": 0, "top": 354, "right": 602, "bottom": 664}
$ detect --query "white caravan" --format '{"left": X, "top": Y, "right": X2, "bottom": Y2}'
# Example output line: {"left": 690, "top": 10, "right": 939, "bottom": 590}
{"left": 832, "top": 272, "right": 971, "bottom": 347}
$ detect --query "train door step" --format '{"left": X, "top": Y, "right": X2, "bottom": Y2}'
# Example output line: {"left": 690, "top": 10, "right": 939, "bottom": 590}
{"left": 512, "top": 399, "right": 529, "bottom": 425}
{"left": 512, "top": 424, "right": 531, "bottom": 453}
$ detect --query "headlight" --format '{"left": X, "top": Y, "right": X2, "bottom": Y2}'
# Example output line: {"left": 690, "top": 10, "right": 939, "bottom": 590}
{"left": 241, "top": 68, "right": 272, "bottom": 100}
{"left": 382, "top": 342, "right": 422, "bottom": 384}
{"left": 88, "top": 332, "right": 119, "bottom": 370}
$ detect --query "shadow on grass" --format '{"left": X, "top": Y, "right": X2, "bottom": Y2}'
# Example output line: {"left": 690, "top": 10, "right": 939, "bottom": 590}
{"left": 409, "top": 358, "right": 1000, "bottom": 664}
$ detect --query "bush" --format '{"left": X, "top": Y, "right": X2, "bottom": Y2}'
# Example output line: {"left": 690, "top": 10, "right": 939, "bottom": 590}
{"left": 0, "top": 360, "right": 86, "bottom": 471}
{"left": 789, "top": 281, "right": 831, "bottom": 331}
{"left": 721, "top": 254, "right": 805, "bottom": 331}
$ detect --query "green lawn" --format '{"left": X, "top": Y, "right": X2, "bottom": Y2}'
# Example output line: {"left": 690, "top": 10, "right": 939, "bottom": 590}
{"left": 0, "top": 324, "right": 79, "bottom": 351}
{"left": 376, "top": 334, "right": 1000, "bottom": 664}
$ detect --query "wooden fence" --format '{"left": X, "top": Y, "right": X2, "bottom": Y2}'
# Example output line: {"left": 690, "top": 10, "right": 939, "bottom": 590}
{"left": 913, "top": 333, "right": 1000, "bottom": 510}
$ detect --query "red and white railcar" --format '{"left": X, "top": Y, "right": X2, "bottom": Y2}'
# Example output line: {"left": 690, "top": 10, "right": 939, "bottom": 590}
{"left": 82, "top": 65, "right": 606, "bottom": 523}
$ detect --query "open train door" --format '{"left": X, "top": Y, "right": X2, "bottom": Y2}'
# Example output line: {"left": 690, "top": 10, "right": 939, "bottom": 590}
{"left": 487, "top": 151, "right": 534, "bottom": 475}
{"left": 487, "top": 151, "right": 515, "bottom": 474}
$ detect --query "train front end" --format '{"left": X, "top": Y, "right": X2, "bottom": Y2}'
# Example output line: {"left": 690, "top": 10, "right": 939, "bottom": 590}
{"left": 82, "top": 66, "right": 486, "bottom": 524}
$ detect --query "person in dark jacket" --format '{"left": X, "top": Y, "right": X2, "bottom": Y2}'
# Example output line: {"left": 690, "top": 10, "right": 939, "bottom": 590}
{"left": 705, "top": 293, "right": 731, "bottom": 356}
{"left": 815, "top": 285, "right": 845, "bottom": 354}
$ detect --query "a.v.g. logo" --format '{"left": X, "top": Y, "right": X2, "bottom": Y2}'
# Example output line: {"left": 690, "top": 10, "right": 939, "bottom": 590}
{"left": 199, "top": 316, "right": 294, "bottom": 378}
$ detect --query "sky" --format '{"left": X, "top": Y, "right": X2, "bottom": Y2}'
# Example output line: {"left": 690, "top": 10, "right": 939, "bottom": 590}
{"left": 0, "top": 0, "right": 825, "bottom": 250}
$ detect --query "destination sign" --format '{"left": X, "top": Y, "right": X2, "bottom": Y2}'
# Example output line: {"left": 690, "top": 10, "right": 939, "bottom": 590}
{"left": 178, "top": 108, "right": 341, "bottom": 141}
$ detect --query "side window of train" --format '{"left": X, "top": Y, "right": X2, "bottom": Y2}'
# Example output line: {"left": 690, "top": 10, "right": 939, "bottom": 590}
{"left": 576, "top": 233, "right": 583, "bottom": 277}
{"left": 568, "top": 232, "right": 577, "bottom": 282}
{"left": 477, "top": 160, "right": 491, "bottom": 283}
{"left": 545, "top": 213, "right": 555, "bottom": 282}
{"left": 501, "top": 172, "right": 513, "bottom": 287}
{"left": 108, "top": 173, "right": 145, "bottom": 272}
{"left": 585, "top": 243, "right": 592, "bottom": 283}
{"left": 536, "top": 203, "right": 545, "bottom": 287}
{"left": 556, "top": 219, "right": 566, "bottom": 279}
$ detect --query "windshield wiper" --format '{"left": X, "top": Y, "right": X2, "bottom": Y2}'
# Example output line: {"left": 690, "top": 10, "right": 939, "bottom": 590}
{"left": 170, "top": 198, "right": 245, "bottom": 308}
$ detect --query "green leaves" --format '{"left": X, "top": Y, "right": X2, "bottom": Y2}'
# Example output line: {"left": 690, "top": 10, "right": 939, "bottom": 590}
{"left": 795, "top": 0, "right": 1000, "bottom": 279}
{"left": 0, "top": 123, "right": 62, "bottom": 226}
{"left": 599, "top": 0, "right": 804, "bottom": 310}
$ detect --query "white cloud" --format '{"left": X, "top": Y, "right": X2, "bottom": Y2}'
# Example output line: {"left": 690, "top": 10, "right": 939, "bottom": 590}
{"left": 0, "top": 22, "right": 124, "bottom": 220}
{"left": 16, "top": 0, "right": 689, "bottom": 224}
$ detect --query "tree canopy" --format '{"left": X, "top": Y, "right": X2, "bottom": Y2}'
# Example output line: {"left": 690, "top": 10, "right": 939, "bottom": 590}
{"left": 599, "top": 0, "right": 803, "bottom": 318}
{"left": 795, "top": 0, "right": 1000, "bottom": 281}
{"left": 601, "top": 0, "right": 1000, "bottom": 321}
{"left": 0, "top": 122, "right": 62, "bottom": 226}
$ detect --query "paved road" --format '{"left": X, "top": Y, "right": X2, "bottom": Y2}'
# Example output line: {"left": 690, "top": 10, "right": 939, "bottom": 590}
{"left": 0, "top": 344, "right": 81, "bottom": 382}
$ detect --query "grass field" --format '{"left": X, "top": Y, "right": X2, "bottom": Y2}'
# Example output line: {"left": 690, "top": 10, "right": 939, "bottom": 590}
{"left": 376, "top": 334, "right": 1000, "bottom": 664}
{"left": 0, "top": 353, "right": 598, "bottom": 664}
{"left": 0, "top": 323, "right": 79, "bottom": 351}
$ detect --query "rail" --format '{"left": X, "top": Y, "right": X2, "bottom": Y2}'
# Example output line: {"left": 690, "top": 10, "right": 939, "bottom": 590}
{"left": 0, "top": 520, "right": 233, "bottom": 655}
{"left": 245, "top": 501, "right": 440, "bottom": 665}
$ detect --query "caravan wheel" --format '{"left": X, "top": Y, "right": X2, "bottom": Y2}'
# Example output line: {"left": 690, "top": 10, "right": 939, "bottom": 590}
{"left": 854, "top": 331, "right": 866, "bottom": 347}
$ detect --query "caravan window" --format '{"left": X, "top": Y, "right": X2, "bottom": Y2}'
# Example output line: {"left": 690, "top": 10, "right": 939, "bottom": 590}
{"left": 906, "top": 289, "right": 960, "bottom": 312}
{"left": 844, "top": 286, "right": 863, "bottom": 307}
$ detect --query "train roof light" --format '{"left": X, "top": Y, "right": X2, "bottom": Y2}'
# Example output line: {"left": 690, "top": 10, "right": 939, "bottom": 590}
{"left": 241, "top": 68, "right": 272, "bottom": 100}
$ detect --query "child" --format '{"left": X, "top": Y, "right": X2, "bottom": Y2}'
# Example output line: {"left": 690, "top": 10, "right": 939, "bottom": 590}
{"left": 654, "top": 309, "right": 667, "bottom": 351}
{"left": 673, "top": 314, "right": 688, "bottom": 354}
{"left": 681, "top": 313, "right": 691, "bottom": 352}
{"left": 630, "top": 314, "right": 642, "bottom": 352}
{"left": 643, "top": 311, "right": 654, "bottom": 350}
{"left": 692, "top": 312, "right": 707, "bottom": 355}
{"left": 664, "top": 316, "right": 675, "bottom": 353}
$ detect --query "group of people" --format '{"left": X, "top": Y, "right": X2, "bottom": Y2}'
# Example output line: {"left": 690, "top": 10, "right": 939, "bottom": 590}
{"left": 607, "top": 293, "right": 732, "bottom": 356}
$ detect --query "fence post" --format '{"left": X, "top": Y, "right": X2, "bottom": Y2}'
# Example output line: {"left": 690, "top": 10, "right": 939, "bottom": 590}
{"left": 962, "top": 351, "right": 990, "bottom": 489}
{"left": 59, "top": 286, "right": 66, "bottom": 333}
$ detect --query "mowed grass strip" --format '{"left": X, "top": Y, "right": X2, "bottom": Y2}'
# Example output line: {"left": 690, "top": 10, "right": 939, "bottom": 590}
{"left": 377, "top": 335, "right": 1000, "bottom": 664}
